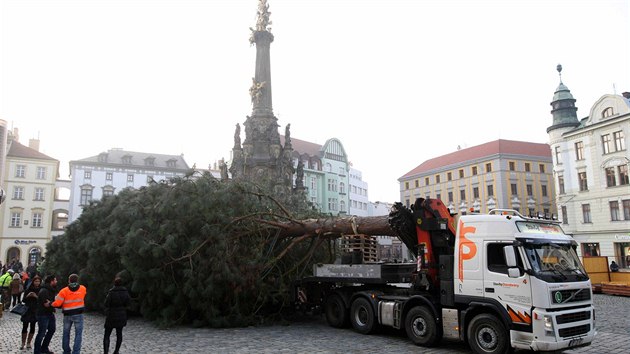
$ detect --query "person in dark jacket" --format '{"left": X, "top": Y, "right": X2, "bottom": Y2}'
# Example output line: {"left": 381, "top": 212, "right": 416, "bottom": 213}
{"left": 103, "top": 277, "right": 131, "bottom": 354}
{"left": 21, "top": 275, "right": 41, "bottom": 350}
{"left": 34, "top": 274, "right": 57, "bottom": 354}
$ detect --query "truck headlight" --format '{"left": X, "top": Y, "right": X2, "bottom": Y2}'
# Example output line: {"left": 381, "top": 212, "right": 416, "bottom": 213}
{"left": 544, "top": 315, "right": 554, "bottom": 333}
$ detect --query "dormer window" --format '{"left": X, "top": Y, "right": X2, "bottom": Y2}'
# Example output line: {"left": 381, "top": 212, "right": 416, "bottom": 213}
{"left": 98, "top": 153, "right": 108, "bottom": 163}
{"left": 166, "top": 159, "right": 177, "bottom": 168}
{"left": 145, "top": 157, "right": 155, "bottom": 166}
{"left": 602, "top": 107, "right": 614, "bottom": 118}
{"left": 122, "top": 155, "right": 133, "bottom": 164}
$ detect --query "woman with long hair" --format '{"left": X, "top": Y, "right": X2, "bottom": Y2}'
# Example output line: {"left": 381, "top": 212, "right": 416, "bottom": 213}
{"left": 20, "top": 275, "right": 41, "bottom": 350}
{"left": 104, "top": 277, "right": 131, "bottom": 354}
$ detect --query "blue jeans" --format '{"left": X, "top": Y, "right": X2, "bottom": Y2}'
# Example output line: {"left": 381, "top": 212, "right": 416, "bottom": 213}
{"left": 63, "top": 314, "right": 84, "bottom": 354}
{"left": 34, "top": 313, "right": 56, "bottom": 354}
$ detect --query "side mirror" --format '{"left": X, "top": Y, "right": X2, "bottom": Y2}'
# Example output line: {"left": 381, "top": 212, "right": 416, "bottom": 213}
{"left": 504, "top": 246, "right": 517, "bottom": 268}
{"left": 508, "top": 268, "right": 521, "bottom": 278}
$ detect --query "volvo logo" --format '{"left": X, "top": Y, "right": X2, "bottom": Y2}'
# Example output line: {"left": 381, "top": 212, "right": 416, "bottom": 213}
{"left": 554, "top": 291, "right": 563, "bottom": 303}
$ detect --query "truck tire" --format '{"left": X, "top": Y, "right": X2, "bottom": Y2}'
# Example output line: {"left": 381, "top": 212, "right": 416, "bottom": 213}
{"left": 350, "top": 297, "right": 376, "bottom": 334}
{"left": 467, "top": 313, "right": 511, "bottom": 354}
{"left": 325, "top": 294, "right": 348, "bottom": 328}
{"left": 404, "top": 306, "right": 441, "bottom": 347}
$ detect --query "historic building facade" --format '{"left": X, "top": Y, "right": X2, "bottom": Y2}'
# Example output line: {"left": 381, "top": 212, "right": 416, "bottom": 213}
{"left": 547, "top": 65, "right": 630, "bottom": 266}
{"left": 349, "top": 167, "right": 369, "bottom": 217}
{"left": 67, "top": 148, "right": 189, "bottom": 223}
{"left": 399, "top": 139, "right": 556, "bottom": 216}
{"left": 0, "top": 134, "right": 67, "bottom": 267}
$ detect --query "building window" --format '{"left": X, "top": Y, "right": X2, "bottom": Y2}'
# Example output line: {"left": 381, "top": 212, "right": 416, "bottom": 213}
{"left": 84, "top": 171, "right": 92, "bottom": 179}
{"left": 145, "top": 157, "right": 155, "bottom": 166}
{"left": 167, "top": 159, "right": 177, "bottom": 168}
{"left": 554, "top": 146, "right": 561, "bottom": 165}
{"left": 605, "top": 167, "right": 617, "bottom": 187}
{"left": 486, "top": 163, "right": 492, "bottom": 173}
{"left": 541, "top": 185, "right": 547, "bottom": 197}
{"left": 558, "top": 175, "right": 565, "bottom": 194}
{"left": 127, "top": 174, "right": 134, "bottom": 182}
{"left": 36, "top": 167, "right": 47, "bottom": 180}
{"left": 436, "top": 193, "right": 441, "bottom": 200}
{"left": 339, "top": 182, "right": 345, "bottom": 194}
{"left": 10, "top": 212, "right": 22, "bottom": 227}
{"left": 526, "top": 184, "right": 533, "bottom": 196}
{"left": 473, "top": 187, "right": 479, "bottom": 199}
{"left": 435, "top": 174, "right": 441, "bottom": 183}
{"left": 32, "top": 213, "right": 43, "bottom": 228}
{"left": 539, "top": 164, "right": 545, "bottom": 173}
{"left": 610, "top": 201, "right": 621, "bottom": 221}
{"left": 340, "top": 201, "right": 346, "bottom": 212}
{"left": 34, "top": 188, "right": 44, "bottom": 201}
{"left": 582, "top": 243, "right": 600, "bottom": 257}
{"left": 328, "top": 179, "right": 337, "bottom": 192}
{"left": 624, "top": 200, "right": 630, "bottom": 220}
{"left": 602, "top": 134, "right": 611, "bottom": 154}
{"left": 415, "top": 180, "right": 419, "bottom": 188}
{"left": 575, "top": 141, "right": 584, "bottom": 160}
{"left": 487, "top": 185, "right": 494, "bottom": 197}
{"left": 13, "top": 186, "right": 24, "bottom": 200}
{"left": 613, "top": 131, "right": 625, "bottom": 151}
{"left": 448, "top": 191, "right": 453, "bottom": 202}
{"left": 122, "top": 155, "right": 132, "bottom": 164}
{"left": 509, "top": 161, "right": 516, "bottom": 171}
{"left": 578, "top": 172, "right": 588, "bottom": 191}
{"left": 510, "top": 183, "right": 518, "bottom": 195}
{"left": 447, "top": 172, "right": 452, "bottom": 181}
{"left": 472, "top": 166, "right": 478, "bottom": 175}
{"left": 106, "top": 172, "right": 113, "bottom": 181}
{"left": 405, "top": 182, "right": 409, "bottom": 190}
{"left": 80, "top": 188, "right": 93, "bottom": 205}
{"left": 15, "top": 165, "right": 26, "bottom": 178}
{"left": 460, "top": 189, "right": 466, "bottom": 201}
{"left": 425, "top": 177, "right": 430, "bottom": 186}
{"left": 102, "top": 186, "right": 115, "bottom": 197}
{"left": 582, "top": 204, "right": 592, "bottom": 223}
{"left": 561, "top": 206, "right": 568, "bottom": 224}
{"left": 619, "top": 165, "right": 629, "bottom": 185}
{"left": 525, "top": 163, "right": 531, "bottom": 172}
{"left": 602, "top": 107, "right": 614, "bottom": 118}
{"left": 459, "top": 169, "right": 464, "bottom": 178}
{"left": 310, "top": 177, "right": 316, "bottom": 190}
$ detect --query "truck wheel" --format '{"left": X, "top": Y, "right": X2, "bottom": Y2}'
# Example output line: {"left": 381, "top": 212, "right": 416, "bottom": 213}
{"left": 325, "top": 294, "right": 348, "bottom": 328}
{"left": 405, "top": 306, "right": 441, "bottom": 346}
{"left": 350, "top": 297, "right": 376, "bottom": 334}
{"left": 467, "top": 314, "right": 511, "bottom": 354}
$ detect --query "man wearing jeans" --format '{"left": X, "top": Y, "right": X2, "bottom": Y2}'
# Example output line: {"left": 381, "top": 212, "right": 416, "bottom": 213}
{"left": 52, "top": 274, "right": 87, "bottom": 354}
{"left": 35, "top": 274, "right": 58, "bottom": 354}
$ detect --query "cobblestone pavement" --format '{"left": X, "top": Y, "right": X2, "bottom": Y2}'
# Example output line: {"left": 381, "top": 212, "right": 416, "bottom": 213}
{"left": 1, "top": 294, "right": 628, "bottom": 353}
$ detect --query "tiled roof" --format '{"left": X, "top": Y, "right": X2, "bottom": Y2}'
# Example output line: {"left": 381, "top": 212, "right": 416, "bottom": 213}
{"left": 71, "top": 148, "right": 190, "bottom": 170}
{"left": 280, "top": 135, "right": 322, "bottom": 157}
{"left": 400, "top": 139, "right": 551, "bottom": 179}
{"left": 7, "top": 141, "right": 57, "bottom": 161}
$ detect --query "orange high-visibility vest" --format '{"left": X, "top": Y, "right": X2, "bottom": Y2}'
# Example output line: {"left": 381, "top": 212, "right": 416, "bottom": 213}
{"left": 52, "top": 285, "right": 87, "bottom": 315}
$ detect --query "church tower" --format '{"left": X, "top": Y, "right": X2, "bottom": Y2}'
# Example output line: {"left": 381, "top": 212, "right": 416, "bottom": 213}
{"left": 230, "top": 0, "right": 294, "bottom": 194}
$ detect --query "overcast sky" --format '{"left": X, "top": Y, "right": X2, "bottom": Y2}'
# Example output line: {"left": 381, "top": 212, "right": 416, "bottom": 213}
{"left": 1, "top": 0, "right": 629, "bottom": 203}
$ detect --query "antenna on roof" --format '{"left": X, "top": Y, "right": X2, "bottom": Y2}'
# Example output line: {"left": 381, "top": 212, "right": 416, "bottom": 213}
{"left": 613, "top": 83, "right": 617, "bottom": 95}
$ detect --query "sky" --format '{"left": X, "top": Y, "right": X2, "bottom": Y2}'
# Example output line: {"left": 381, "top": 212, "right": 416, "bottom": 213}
{"left": 1, "top": 0, "right": 629, "bottom": 203}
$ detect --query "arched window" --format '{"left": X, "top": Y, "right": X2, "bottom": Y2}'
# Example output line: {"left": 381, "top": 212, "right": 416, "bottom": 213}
{"left": 29, "top": 247, "right": 42, "bottom": 265}
{"left": 340, "top": 200, "right": 346, "bottom": 212}
{"left": 602, "top": 107, "right": 614, "bottom": 118}
{"left": 339, "top": 182, "right": 345, "bottom": 194}
{"left": 5, "top": 247, "right": 21, "bottom": 266}
{"left": 325, "top": 163, "right": 332, "bottom": 172}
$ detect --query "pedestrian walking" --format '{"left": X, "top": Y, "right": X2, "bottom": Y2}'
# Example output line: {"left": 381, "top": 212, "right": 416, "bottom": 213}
{"left": 10, "top": 272, "right": 24, "bottom": 307}
{"left": 21, "top": 275, "right": 42, "bottom": 350}
{"left": 103, "top": 277, "right": 130, "bottom": 354}
{"left": 610, "top": 260, "right": 619, "bottom": 272}
{"left": 52, "top": 273, "right": 87, "bottom": 354}
{"left": 34, "top": 274, "right": 58, "bottom": 354}
{"left": 0, "top": 268, "right": 14, "bottom": 311}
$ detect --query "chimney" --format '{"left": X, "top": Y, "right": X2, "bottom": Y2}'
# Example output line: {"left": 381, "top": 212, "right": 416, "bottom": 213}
{"left": 29, "top": 138, "right": 40, "bottom": 152}
{"left": 622, "top": 92, "right": 630, "bottom": 99}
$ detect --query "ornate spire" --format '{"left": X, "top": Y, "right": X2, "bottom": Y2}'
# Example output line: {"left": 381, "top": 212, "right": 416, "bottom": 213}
{"left": 547, "top": 64, "right": 580, "bottom": 133}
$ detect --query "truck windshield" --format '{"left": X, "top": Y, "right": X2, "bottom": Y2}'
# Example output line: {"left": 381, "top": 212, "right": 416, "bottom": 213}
{"left": 522, "top": 242, "right": 589, "bottom": 283}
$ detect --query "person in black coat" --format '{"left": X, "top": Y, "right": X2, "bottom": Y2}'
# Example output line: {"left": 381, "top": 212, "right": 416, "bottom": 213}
{"left": 103, "top": 277, "right": 131, "bottom": 354}
{"left": 20, "top": 275, "right": 41, "bottom": 350}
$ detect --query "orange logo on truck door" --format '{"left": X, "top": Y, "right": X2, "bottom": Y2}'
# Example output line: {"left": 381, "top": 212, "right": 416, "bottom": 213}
{"left": 458, "top": 220, "right": 477, "bottom": 281}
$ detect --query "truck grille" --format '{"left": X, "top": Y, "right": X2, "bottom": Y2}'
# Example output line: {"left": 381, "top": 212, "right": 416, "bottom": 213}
{"left": 556, "top": 311, "right": 591, "bottom": 324}
{"left": 559, "top": 324, "right": 590, "bottom": 338}
{"left": 550, "top": 289, "right": 591, "bottom": 304}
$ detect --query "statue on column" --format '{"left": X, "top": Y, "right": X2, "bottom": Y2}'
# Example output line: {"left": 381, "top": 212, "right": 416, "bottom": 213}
{"left": 284, "top": 123, "right": 292, "bottom": 148}
{"left": 220, "top": 161, "right": 229, "bottom": 181}
{"left": 234, "top": 123, "right": 241, "bottom": 149}
{"left": 249, "top": 78, "right": 265, "bottom": 105}
{"left": 296, "top": 159, "right": 304, "bottom": 189}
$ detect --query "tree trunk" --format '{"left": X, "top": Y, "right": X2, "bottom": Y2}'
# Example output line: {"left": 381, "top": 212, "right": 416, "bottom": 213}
{"left": 276, "top": 215, "right": 397, "bottom": 238}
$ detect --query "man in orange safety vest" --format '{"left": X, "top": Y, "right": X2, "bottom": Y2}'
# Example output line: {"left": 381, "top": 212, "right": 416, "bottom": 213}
{"left": 52, "top": 274, "right": 87, "bottom": 354}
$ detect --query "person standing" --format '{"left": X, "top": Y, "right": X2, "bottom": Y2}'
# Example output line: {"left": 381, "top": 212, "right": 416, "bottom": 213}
{"left": 34, "top": 274, "right": 58, "bottom": 354}
{"left": 103, "top": 277, "right": 130, "bottom": 354}
{"left": 0, "top": 269, "right": 14, "bottom": 311}
{"left": 52, "top": 273, "right": 87, "bottom": 354}
{"left": 10, "top": 272, "right": 23, "bottom": 308}
{"left": 21, "top": 275, "right": 42, "bottom": 350}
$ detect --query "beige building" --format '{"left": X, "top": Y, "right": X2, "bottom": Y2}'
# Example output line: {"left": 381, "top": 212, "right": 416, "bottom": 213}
{"left": 547, "top": 66, "right": 630, "bottom": 266}
{"left": 399, "top": 139, "right": 556, "bottom": 217}
{"left": 0, "top": 137, "right": 66, "bottom": 268}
